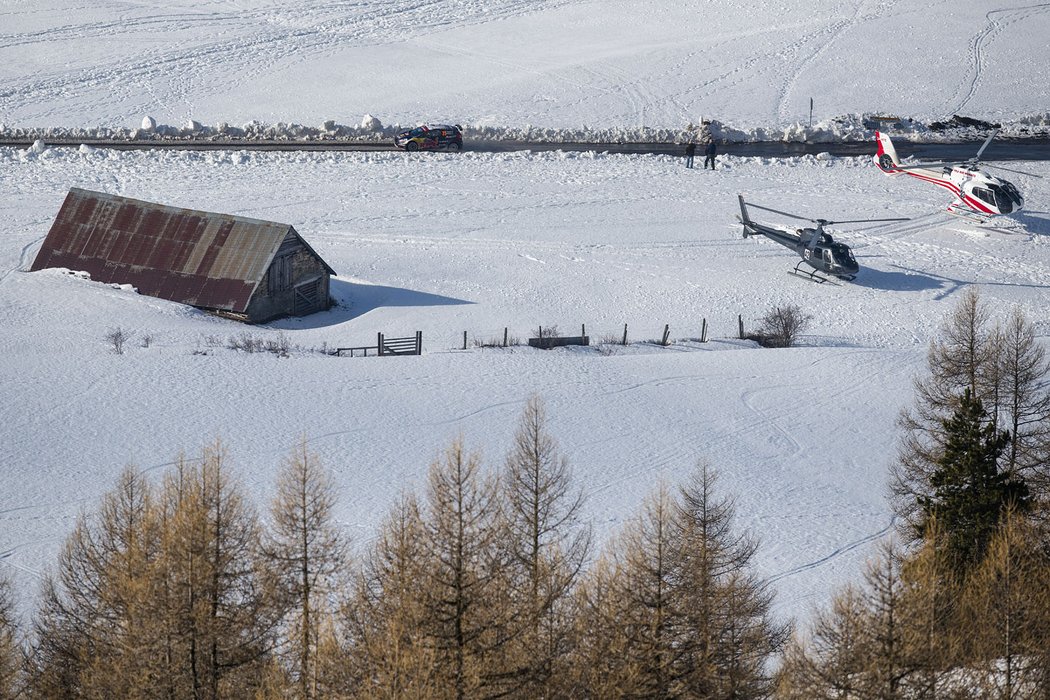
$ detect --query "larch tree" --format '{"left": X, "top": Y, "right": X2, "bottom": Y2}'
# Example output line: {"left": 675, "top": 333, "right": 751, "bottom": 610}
{"left": 499, "top": 396, "right": 590, "bottom": 698}
{"left": 566, "top": 556, "right": 638, "bottom": 699}
{"left": 155, "top": 441, "right": 280, "bottom": 700}
{"left": 777, "top": 546, "right": 924, "bottom": 700}
{"left": 0, "top": 575, "right": 19, "bottom": 700}
{"left": 419, "top": 437, "right": 505, "bottom": 700}
{"left": 613, "top": 484, "right": 683, "bottom": 698}
{"left": 340, "top": 494, "right": 440, "bottom": 699}
{"left": 897, "top": 523, "right": 959, "bottom": 698}
{"left": 957, "top": 509, "right": 1050, "bottom": 699}
{"left": 995, "top": 307, "right": 1050, "bottom": 496}
{"left": 26, "top": 465, "right": 163, "bottom": 699}
{"left": 263, "top": 438, "right": 348, "bottom": 700}
{"left": 776, "top": 587, "right": 869, "bottom": 700}
{"left": 672, "top": 465, "right": 787, "bottom": 699}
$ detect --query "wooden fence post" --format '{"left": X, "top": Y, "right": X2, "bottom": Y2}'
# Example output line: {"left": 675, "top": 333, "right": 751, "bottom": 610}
{"left": 378, "top": 332, "right": 384, "bottom": 356}
{"left": 463, "top": 331, "right": 467, "bottom": 350}
{"left": 503, "top": 327, "right": 508, "bottom": 347}
{"left": 622, "top": 323, "right": 628, "bottom": 346}
{"left": 415, "top": 330, "right": 422, "bottom": 355}
{"left": 701, "top": 318, "right": 708, "bottom": 343}
{"left": 582, "top": 323, "right": 586, "bottom": 338}
{"left": 738, "top": 314, "right": 744, "bottom": 339}
{"left": 661, "top": 324, "right": 670, "bottom": 346}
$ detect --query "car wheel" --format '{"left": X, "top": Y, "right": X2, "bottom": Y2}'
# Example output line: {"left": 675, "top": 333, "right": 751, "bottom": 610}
{"left": 446, "top": 142, "right": 461, "bottom": 152}
{"left": 405, "top": 141, "right": 419, "bottom": 152}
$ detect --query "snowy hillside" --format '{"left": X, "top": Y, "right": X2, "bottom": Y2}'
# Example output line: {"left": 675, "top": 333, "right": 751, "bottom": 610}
{"left": 2, "top": 0, "right": 1049, "bottom": 132}
{"left": 3, "top": 0, "right": 1050, "bottom": 626}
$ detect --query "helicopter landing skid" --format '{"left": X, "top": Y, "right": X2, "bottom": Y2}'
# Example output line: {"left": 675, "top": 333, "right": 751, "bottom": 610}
{"left": 946, "top": 206, "right": 988, "bottom": 225}
{"left": 789, "top": 262, "right": 834, "bottom": 284}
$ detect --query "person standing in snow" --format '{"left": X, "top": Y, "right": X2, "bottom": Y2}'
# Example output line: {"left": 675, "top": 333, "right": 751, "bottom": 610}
{"left": 697, "top": 120, "right": 717, "bottom": 170}
{"left": 704, "top": 140, "right": 717, "bottom": 170}
{"left": 684, "top": 139, "right": 696, "bottom": 168}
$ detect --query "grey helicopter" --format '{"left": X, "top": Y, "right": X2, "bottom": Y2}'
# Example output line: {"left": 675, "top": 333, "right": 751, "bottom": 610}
{"left": 736, "top": 194, "right": 908, "bottom": 283}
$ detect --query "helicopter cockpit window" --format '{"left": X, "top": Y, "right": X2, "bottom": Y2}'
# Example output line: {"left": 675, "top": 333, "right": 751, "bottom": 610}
{"left": 832, "top": 247, "right": 855, "bottom": 265}
{"left": 973, "top": 187, "right": 996, "bottom": 206}
{"left": 990, "top": 186, "right": 1016, "bottom": 214}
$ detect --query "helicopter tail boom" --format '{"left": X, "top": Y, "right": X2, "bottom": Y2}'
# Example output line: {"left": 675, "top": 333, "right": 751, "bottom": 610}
{"left": 874, "top": 131, "right": 902, "bottom": 174}
{"left": 737, "top": 194, "right": 756, "bottom": 237}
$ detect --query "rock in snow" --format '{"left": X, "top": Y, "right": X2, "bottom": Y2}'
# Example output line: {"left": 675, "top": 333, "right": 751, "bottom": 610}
{"left": 140, "top": 115, "right": 156, "bottom": 131}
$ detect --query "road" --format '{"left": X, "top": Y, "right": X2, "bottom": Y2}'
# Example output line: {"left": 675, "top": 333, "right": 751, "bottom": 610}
{"left": 2, "top": 137, "right": 1050, "bottom": 161}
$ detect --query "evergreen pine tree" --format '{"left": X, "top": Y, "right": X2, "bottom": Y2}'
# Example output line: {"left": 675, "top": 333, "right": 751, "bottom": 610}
{"left": 920, "top": 388, "right": 1028, "bottom": 572}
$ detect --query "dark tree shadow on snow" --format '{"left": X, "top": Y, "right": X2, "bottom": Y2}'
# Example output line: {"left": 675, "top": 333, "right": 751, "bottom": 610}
{"left": 267, "top": 278, "right": 473, "bottom": 330}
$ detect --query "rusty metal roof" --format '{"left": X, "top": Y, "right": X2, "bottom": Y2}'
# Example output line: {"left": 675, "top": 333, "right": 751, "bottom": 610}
{"left": 31, "top": 188, "right": 330, "bottom": 314}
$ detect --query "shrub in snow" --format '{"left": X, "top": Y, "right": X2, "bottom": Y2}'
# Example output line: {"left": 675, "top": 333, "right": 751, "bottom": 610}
{"left": 29, "top": 139, "right": 46, "bottom": 154}
{"left": 105, "top": 327, "right": 131, "bottom": 355}
{"left": 757, "top": 304, "right": 811, "bottom": 348}
{"left": 185, "top": 119, "right": 202, "bottom": 133}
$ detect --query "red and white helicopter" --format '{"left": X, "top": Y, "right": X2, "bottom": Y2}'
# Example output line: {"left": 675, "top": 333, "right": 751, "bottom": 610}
{"left": 874, "top": 129, "right": 1039, "bottom": 221}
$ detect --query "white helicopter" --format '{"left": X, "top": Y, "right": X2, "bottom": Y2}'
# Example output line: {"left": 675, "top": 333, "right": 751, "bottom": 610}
{"left": 874, "top": 129, "right": 1040, "bottom": 221}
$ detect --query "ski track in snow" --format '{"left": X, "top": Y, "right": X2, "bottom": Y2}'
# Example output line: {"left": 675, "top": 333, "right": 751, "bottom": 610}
{"left": 774, "top": 0, "right": 898, "bottom": 123}
{"left": 951, "top": 3, "right": 1050, "bottom": 115}
{"left": 0, "top": 0, "right": 577, "bottom": 124}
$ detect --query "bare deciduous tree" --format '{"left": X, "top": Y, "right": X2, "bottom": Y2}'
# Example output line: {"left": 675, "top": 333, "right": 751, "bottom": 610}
{"left": 758, "top": 304, "right": 811, "bottom": 348}
{"left": 156, "top": 442, "right": 280, "bottom": 699}
{"left": 0, "top": 575, "right": 19, "bottom": 700}
{"left": 420, "top": 437, "right": 505, "bottom": 700}
{"left": 958, "top": 509, "right": 1050, "bottom": 699}
{"left": 341, "top": 494, "right": 439, "bottom": 698}
{"left": 499, "top": 396, "right": 590, "bottom": 698}
{"left": 263, "top": 439, "right": 348, "bottom": 700}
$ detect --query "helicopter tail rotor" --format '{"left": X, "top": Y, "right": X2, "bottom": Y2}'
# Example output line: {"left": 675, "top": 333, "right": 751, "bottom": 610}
{"left": 874, "top": 131, "right": 902, "bottom": 173}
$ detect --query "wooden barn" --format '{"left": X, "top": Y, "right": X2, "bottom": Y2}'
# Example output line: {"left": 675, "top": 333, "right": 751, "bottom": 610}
{"left": 31, "top": 188, "right": 335, "bottom": 323}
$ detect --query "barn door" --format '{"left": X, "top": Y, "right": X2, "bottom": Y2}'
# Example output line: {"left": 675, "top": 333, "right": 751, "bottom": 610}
{"left": 293, "top": 277, "right": 322, "bottom": 315}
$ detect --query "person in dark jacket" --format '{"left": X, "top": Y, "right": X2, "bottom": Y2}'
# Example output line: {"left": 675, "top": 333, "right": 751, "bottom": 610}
{"left": 704, "top": 140, "right": 717, "bottom": 170}
{"left": 684, "top": 140, "right": 696, "bottom": 168}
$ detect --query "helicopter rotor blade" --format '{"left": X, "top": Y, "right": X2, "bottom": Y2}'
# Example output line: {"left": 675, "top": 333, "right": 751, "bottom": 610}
{"left": 982, "top": 163, "right": 1044, "bottom": 179}
{"left": 742, "top": 201, "right": 815, "bottom": 222}
{"left": 973, "top": 128, "right": 1000, "bottom": 162}
{"left": 825, "top": 217, "right": 911, "bottom": 225}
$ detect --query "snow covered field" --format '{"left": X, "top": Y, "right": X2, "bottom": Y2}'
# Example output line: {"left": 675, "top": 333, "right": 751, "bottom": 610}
{"left": 3, "top": 0, "right": 1050, "bottom": 626}
{"left": 2, "top": 0, "right": 1050, "bottom": 134}
{"left": 3, "top": 145, "right": 1050, "bottom": 622}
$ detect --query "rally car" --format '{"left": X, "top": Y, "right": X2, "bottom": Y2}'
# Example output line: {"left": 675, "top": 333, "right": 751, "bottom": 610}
{"left": 393, "top": 124, "right": 463, "bottom": 152}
